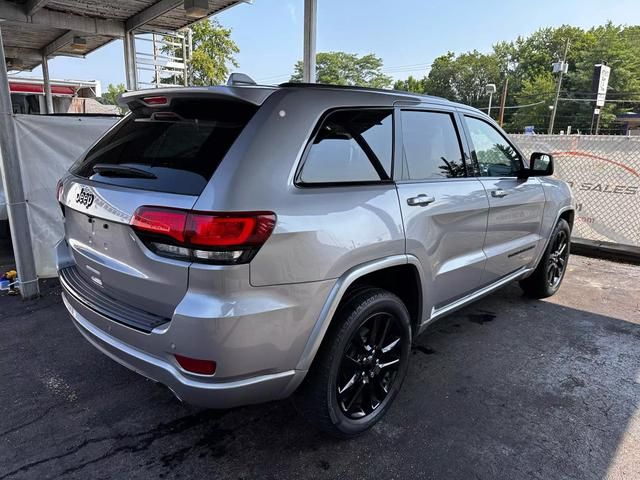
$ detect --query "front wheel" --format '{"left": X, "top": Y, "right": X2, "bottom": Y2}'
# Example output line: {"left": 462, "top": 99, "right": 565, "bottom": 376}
{"left": 293, "top": 288, "right": 412, "bottom": 438}
{"left": 520, "top": 218, "right": 571, "bottom": 298}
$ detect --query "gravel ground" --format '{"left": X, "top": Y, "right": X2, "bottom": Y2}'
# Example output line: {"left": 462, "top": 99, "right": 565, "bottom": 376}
{"left": 0, "top": 254, "right": 639, "bottom": 480}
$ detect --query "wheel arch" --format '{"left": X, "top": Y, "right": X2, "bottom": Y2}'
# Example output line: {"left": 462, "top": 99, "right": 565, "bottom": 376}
{"left": 528, "top": 206, "right": 575, "bottom": 274}
{"left": 294, "top": 255, "right": 424, "bottom": 372}
{"left": 559, "top": 209, "right": 575, "bottom": 231}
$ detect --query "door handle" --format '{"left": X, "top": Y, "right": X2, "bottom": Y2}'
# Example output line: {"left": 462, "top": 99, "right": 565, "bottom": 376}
{"left": 491, "top": 189, "right": 509, "bottom": 198}
{"left": 407, "top": 194, "right": 436, "bottom": 207}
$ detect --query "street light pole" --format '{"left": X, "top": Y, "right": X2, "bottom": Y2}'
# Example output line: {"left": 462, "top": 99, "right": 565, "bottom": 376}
{"left": 485, "top": 83, "right": 496, "bottom": 118}
{"left": 548, "top": 38, "right": 570, "bottom": 135}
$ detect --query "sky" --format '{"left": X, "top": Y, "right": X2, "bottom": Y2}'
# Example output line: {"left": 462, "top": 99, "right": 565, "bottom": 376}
{"left": 16, "top": 0, "right": 640, "bottom": 89}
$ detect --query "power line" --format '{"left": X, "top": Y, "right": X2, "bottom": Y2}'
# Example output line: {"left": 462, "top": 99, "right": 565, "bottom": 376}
{"left": 478, "top": 100, "right": 546, "bottom": 111}
{"left": 559, "top": 97, "right": 640, "bottom": 103}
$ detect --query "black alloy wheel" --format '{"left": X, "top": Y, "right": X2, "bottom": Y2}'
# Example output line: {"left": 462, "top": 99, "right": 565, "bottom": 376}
{"left": 336, "top": 312, "right": 404, "bottom": 419}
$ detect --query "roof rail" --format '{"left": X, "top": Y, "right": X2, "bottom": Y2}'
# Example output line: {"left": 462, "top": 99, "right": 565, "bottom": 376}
{"left": 277, "top": 82, "right": 447, "bottom": 101}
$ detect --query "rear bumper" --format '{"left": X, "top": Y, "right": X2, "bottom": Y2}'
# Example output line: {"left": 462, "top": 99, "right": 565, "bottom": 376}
{"left": 62, "top": 292, "right": 306, "bottom": 408}
{"left": 55, "top": 237, "right": 335, "bottom": 409}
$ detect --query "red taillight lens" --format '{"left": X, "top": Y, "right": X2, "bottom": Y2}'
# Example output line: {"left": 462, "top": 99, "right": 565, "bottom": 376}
{"left": 130, "top": 207, "right": 187, "bottom": 243}
{"left": 174, "top": 354, "right": 216, "bottom": 375}
{"left": 130, "top": 206, "right": 276, "bottom": 264}
{"left": 186, "top": 213, "right": 275, "bottom": 247}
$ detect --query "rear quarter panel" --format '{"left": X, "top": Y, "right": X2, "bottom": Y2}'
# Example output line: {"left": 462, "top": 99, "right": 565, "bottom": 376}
{"left": 193, "top": 89, "right": 408, "bottom": 286}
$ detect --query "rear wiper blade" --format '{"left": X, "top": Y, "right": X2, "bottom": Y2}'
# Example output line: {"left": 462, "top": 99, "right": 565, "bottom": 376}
{"left": 92, "top": 164, "right": 157, "bottom": 179}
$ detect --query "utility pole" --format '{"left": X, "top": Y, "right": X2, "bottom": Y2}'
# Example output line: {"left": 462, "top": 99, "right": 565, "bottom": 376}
{"left": 548, "top": 38, "right": 570, "bottom": 135}
{"left": 498, "top": 78, "right": 508, "bottom": 127}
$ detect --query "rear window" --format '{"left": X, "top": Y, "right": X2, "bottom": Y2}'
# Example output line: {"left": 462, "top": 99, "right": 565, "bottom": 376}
{"left": 71, "top": 98, "right": 257, "bottom": 195}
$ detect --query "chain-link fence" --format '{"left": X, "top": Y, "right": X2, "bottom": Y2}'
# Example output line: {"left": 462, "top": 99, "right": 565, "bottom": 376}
{"left": 512, "top": 134, "right": 640, "bottom": 249}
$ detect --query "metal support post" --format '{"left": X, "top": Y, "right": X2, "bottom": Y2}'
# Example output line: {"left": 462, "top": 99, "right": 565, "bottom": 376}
{"left": 41, "top": 53, "right": 54, "bottom": 113}
{"left": 0, "top": 28, "right": 40, "bottom": 299}
{"left": 303, "top": 0, "right": 317, "bottom": 83}
{"left": 182, "top": 33, "right": 188, "bottom": 86}
{"left": 123, "top": 31, "right": 138, "bottom": 90}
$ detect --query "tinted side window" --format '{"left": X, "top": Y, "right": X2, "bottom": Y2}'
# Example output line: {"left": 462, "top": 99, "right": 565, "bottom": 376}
{"left": 401, "top": 111, "right": 465, "bottom": 180}
{"left": 298, "top": 109, "right": 392, "bottom": 184}
{"left": 465, "top": 116, "right": 522, "bottom": 177}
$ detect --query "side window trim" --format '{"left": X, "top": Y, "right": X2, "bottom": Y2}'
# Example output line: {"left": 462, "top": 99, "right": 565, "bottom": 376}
{"left": 392, "top": 105, "right": 404, "bottom": 181}
{"left": 397, "top": 107, "right": 468, "bottom": 182}
{"left": 453, "top": 110, "right": 476, "bottom": 177}
{"left": 462, "top": 114, "right": 525, "bottom": 177}
{"left": 294, "top": 107, "right": 395, "bottom": 188}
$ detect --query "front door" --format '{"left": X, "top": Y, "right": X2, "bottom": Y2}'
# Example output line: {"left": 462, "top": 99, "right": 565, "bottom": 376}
{"left": 461, "top": 115, "right": 545, "bottom": 284}
{"left": 395, "top": 108, "right": 489, "bottom": 320}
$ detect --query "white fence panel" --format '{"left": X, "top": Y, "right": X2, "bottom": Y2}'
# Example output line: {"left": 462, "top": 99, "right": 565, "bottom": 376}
{"left": 13, "top": 115, "right": 119, "bottom": 277}
{"left": 513, "top": 134, "right": 640, "bottom": 250}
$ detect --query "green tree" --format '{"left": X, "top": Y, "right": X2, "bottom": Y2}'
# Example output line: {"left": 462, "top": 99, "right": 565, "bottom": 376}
{"left": 423, "top": 51, "right": 501, "bottom": 106}
{"left": 402, "top": 23, "right": 640, "bottom": 133}
{"left": 566, "top": 23, "right": 640, "bottom": 132}
{"left": 499, "top": 23, "right": 640, "bottom": 132}
{"left": 393, "top": 75, "right": 427, "bottom": 93}
{"left": 100, "top": 83, "right": 127, "bottom": 113}
{"left": 509, "top": 73, "right": 555, "bottom": 131}
{"left": 290, "top": 52, "right": 392, "bottom": 88}
{"left": 102, "top": 83, "right": 126, "bottom": 104}
{"left": 162, "top": 19, "right": 239, "bottom": 86}
{"left": 189, "top": 19, "right": 239, "bottom": 85}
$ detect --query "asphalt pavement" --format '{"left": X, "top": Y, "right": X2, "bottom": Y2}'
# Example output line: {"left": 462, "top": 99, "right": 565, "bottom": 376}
{"left": 0, "top": 255, "right": 638, "bottom": 480}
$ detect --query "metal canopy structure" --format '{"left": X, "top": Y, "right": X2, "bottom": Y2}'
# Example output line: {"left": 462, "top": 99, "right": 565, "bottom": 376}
{"left": 0, "top": 1, "right": 246, "bottom": 71}
{"left": 0, "top": 0, "right": 318, "bottom": 298}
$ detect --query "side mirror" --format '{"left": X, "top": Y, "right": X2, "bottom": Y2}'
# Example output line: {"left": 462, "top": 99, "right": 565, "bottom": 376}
{"left": 528, "top": 152, "right": 554, "bottom": 177}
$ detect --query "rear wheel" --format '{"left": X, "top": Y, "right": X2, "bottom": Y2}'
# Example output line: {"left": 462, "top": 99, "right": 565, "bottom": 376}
{"left": 520, "top": 219, "right": 571, "bottom": 298}
{"left": 294, "top": 288, "right": 412, "bottom": 438}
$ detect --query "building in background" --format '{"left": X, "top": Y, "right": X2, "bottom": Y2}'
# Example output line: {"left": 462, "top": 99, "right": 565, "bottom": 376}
{"left": 616, "top": 113, "right": 640, "bottom": 136}
{"left": 8, "top": 77, "right": 119, "bottom": 115}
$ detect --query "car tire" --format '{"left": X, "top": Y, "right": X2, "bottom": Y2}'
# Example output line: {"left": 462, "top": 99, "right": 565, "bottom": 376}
{"left": 293, "top": 287, "right": 412, "bottom": 438}
{"left": 520, "top": 219, "right": 571, "bottom": 299}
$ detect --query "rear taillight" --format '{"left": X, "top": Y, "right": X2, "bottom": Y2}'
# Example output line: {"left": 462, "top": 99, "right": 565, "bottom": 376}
{"left": 130, "top": 206, "right": 276, "bottom": 265}
{"left": 130, "top": 207, "right": 187, "bottom": 243}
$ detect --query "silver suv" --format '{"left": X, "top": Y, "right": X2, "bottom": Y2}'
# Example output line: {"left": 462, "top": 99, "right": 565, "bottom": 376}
{"left": 56, "top": 83, "right": 574, "bottom": 437}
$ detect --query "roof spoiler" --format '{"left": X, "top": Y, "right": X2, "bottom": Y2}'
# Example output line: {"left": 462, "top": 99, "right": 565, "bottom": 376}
{"left": 117, "top": 84, "right": 273, "bottom": 108}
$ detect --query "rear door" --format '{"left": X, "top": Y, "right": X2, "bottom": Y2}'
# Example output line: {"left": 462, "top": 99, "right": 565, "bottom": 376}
{"left": 60, "top": 96, "right": 258, "bottom": 318}
{"left": 461, "top": 115, "right": 545, "bottom": 284}
{"left": 395, "top": 107, "right": 489, "bottom": 318}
